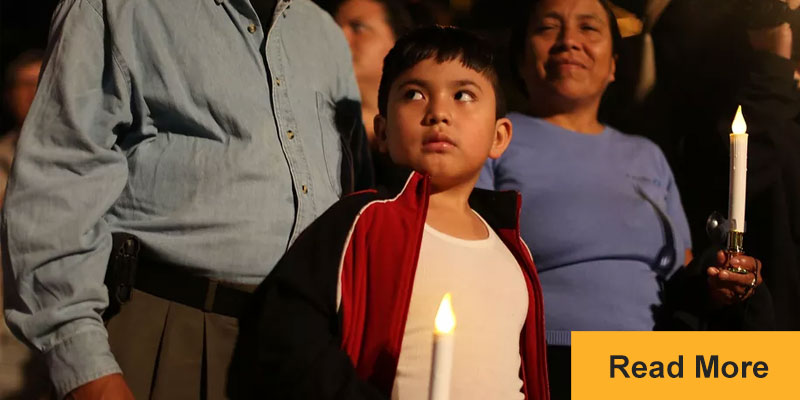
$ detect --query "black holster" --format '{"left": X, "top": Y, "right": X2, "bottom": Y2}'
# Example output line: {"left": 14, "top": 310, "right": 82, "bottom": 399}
{"left": 103, "top": 232, "right": 140, "bottom": 320}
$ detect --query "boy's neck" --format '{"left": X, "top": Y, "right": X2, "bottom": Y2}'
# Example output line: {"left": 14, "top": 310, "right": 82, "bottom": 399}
{"left": 425, "top": 178, "right": 488, "bottom": 240}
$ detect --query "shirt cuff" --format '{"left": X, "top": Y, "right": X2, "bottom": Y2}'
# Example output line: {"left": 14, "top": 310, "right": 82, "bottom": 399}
{"left": 43, "top": 328, "right": 121, "bottom": 398}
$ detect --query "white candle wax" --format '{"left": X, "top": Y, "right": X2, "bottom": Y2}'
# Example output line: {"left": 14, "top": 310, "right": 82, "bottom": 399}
{"left": 729, "top": 105, "right": 749, "bottom": 232}
{"left": 429, "top": 293, "right": 455, "bottom": 400}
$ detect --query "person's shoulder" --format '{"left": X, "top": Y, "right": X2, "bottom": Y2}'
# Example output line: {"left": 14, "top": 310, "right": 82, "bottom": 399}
{"left": 341, "top": 188, "right": 385, "bottom": 205}
{"left": 606, "top": 127, "right": 671, "bottom": 172}
{"left": 291, "top": 0, "right": 328, "bottom": 18}
{"left": 607, "top": 127, "right": 663, "bottom": 154}
{"left": 506, "top": 112, "right": 572, "bottom": 141}
{"left": 287, "top": 1, "right": 351, "bottom": 63}
{"left": 506, "top": 112, "right": 547, "bottom": 143}
{"left": 298, "top": 186, "right": 412, "bottom": 247}
{"left": 290, "top": 0, "right": 342, "bottom": 36}
{"left": 325, "top": 189, "right": 383, "bottom": 216}
{"left": 290, "top": 189, "right": 382, "bottom": 244}
{"left": 492, "top": 112, "right": 550, "bottom": 170}
{"left": 323, "top": 187, "right": 414, "bottom": 220}
{"left": 506, "top": 112, "right": 539, "bottom": 128}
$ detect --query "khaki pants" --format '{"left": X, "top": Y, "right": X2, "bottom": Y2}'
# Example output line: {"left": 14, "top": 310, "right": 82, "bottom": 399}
{"left": 106, "top": 289, "right": 240, "bottom": 400}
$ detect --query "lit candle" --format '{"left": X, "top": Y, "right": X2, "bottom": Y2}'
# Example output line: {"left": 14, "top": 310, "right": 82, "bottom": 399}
{"left": 429, "top": 293, "right": 456, "bottom": 400}
{"left": 728, "top": 105, "right": 749, "bottom": 252}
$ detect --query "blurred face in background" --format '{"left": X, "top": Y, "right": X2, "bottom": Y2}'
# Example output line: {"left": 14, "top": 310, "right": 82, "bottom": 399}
{"left": 7, "top": 60, "right": 42, "bottom": 127}
{"left": 335, "top": 0, "right": 396, "bottom": 98}
{"left": 520, "top": 0, "right": 616, "bottom": 110}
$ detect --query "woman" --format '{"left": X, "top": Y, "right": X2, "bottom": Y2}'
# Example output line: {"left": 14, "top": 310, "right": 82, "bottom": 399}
{"left": 334, "top": 0, "right": 414, "bottom": 146}
{"left": 478, "top": 0, "right": 763, "bottom": 396}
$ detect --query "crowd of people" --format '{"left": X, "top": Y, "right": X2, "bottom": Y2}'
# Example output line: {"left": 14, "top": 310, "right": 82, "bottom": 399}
{"left": 0, "top": 0, "right": 797, "bottom": 399}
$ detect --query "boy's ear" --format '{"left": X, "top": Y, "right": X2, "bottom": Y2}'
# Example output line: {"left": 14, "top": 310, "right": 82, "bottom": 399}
{"left": 374, "top": 114, "right": 389, "bottom": 153}
{"left": 488, "top": 117, "right": 512, "bottom": 160}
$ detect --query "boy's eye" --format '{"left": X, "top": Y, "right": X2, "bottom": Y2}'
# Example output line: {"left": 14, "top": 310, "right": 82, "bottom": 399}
{"left": 404, "top": 90, "right": 424, "bottom": 100}
{"left": 454, "top": 91, "right": 475, "bottom": 102}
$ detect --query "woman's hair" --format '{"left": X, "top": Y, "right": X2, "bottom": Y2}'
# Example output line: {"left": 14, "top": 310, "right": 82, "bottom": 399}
{"left": 334, "top": 0, "right": 416, "bottom": 39}
{"left": 509, "top": 0, "right": 623, "bottom": 96}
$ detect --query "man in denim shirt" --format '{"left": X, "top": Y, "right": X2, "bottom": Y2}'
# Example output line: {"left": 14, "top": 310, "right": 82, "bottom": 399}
{"left": 1, "top": 0, "right": 369, "bottom": 398}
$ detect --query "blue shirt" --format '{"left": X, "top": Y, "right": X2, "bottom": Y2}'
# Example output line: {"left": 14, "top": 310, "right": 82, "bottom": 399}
{"left": 479, "top": 113, "right": 692, "bottom": 345}
{"left": 2, "top": 0, "right": 361, "bottom": 396}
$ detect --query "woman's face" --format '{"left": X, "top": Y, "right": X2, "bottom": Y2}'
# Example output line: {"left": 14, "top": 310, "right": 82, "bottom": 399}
{"left": 335, "top": 0, "right": 396, "bottom": 87}
{"left": 520, "top": 0, "right": 616, "bottom": 107}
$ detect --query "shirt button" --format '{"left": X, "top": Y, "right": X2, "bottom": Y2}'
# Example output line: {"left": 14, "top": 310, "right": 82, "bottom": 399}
{"left": 301, "top": 185, "right": 308, "bottom": 194}
{"left": 287, "top": 130, "right": 295, "bottom": 139}
{"left": 247, "top": 23, "right": 257, "bottom": 33}
{"left": 275, "top": 78, "right": 281, "bottom": 86}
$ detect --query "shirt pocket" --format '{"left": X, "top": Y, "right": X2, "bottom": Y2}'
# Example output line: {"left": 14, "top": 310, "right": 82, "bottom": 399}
{"left": 626, "top": 174, "right": 668, "bottom": 209}
{"left": 315, "top": 92, "right": 343, "bottom": 196}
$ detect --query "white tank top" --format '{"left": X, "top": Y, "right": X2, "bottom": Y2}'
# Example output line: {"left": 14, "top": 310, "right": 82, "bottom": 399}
{"left": 391, "top": 212, "right": 528, "bottom": 400}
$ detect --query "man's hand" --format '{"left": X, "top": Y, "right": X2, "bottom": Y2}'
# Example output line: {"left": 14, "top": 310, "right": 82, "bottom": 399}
{"left": 66, "top": 373, "right": 134, "bottom": 400}
{"left": 707, "top": 250, "right": 763, "bottom": 307}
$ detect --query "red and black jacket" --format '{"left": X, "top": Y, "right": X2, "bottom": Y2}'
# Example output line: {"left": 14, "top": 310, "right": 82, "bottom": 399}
{"left": 235, "top": 171, "right": 549, "bottom": 399}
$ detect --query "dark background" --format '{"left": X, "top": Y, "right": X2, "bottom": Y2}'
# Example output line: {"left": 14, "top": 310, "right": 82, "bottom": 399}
{"left": 0, "top": 0, "right": 60, "bottom": 134}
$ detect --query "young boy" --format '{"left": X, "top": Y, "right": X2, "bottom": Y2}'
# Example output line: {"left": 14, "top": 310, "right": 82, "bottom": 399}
{"left": 239, "top": 26, "right": 549, "bottom": 399}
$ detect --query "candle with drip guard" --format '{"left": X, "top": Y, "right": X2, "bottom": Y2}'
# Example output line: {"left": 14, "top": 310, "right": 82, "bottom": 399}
{"left": 729, "top": 106, "right": 749, "bottom": 233}
{"left": 429, "top": 293, "right": 456, "bottom": 400}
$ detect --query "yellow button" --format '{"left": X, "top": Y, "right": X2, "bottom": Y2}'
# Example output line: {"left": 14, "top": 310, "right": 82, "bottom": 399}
{"left": 287, "top": 130, "right": 295, "bottom": 139}
{"left": 275, "top": 78, "right": 281, "bottom": 86}
{"left": 247, "top": 24, "right": 257, "bottom": 33}
{"left": 301, "top": 185, "right": 308, "bottom": 194}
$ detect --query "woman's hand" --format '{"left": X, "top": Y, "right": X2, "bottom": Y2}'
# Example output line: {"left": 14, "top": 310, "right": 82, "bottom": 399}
{"left": 66, "top": 373, "right": 134, "bottom": 400}
{"left": 707, "top": 250, "right": 763, "bottom": 307}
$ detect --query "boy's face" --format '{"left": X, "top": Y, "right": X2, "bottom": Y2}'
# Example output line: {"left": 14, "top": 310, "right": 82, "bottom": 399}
{"left": 374, "top": 58, "right": 512, "bottom": 190}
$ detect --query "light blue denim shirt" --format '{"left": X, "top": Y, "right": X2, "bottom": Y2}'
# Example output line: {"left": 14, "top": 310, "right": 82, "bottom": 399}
{"left": 1, "top": 0, "right": 361, "bottom": 396}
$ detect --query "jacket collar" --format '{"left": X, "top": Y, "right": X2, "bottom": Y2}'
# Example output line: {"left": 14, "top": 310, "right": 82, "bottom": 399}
{"left": 382, "top": 169, "right": 523, "bottom": 233}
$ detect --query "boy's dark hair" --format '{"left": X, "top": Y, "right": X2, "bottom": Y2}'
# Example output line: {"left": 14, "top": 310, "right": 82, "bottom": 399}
{"left": 509, "top": 0, "right": 622, "bottom": 97}
{"left": 378, "top": 26, "right": 507, "bottom": 118}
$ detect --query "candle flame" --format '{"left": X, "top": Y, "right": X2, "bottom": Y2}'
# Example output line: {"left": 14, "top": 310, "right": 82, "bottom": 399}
{"left": 434, "top": 293, "right": 456, "bottom": 334}
{"left": 732, "top": 105, "right": 747, "bottom": 134}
